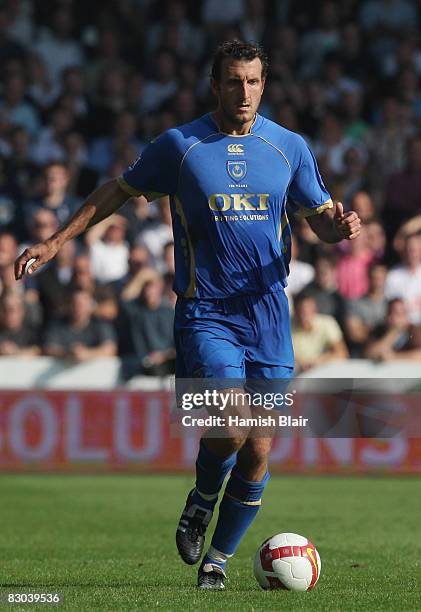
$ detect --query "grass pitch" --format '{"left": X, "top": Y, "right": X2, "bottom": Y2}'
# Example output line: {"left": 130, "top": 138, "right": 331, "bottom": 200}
{"left": 0, "top": 474, "right": 420, "bottom": 611}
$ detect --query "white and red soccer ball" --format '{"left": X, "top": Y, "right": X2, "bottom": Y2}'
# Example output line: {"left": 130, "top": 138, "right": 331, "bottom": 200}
{"left": 254, "top": 532, "right": 321, "bottom": 592}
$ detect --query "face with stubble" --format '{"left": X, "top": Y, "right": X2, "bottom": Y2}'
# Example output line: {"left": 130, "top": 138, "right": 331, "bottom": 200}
{"left": 211, "top": 58, "right": 265, "bottom": 131}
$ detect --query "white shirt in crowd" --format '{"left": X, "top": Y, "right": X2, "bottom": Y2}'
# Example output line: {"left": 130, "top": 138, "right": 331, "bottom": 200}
{"left": 385, "top": 264, "right": 421, "bottom": 324}
{"left": 90, "top": 241, "right": 129, "bottom": 284}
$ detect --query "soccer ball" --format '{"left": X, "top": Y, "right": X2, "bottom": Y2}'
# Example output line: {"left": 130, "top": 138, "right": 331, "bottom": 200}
{"left": 254, "top": 532, "right": 321, "bottom": 591}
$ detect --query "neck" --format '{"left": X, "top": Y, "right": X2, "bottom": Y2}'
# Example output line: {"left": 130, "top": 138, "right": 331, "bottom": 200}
{"left": 46, "top": 192, "right": 65, "bottom": 207}
{"left": 369, "top": 288, "right": 383, "bottom": 299}
{"left": 212, "top": 110, "right": 255, "bottom": 136}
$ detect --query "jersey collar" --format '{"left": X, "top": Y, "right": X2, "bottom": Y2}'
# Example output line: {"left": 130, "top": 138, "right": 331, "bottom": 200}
{"left": 207, "top": 112, "right": 263, "bottom": 136}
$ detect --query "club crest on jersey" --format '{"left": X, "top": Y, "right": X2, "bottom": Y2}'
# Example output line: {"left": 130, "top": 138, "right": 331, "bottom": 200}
{"left": 227, "top": 160, "right": 247, "bottom": 181}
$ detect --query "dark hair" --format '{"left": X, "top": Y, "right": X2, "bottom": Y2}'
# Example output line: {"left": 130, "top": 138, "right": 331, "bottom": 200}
{"left": 211, "top": 40, "right": 269, "bottom": 82}
{"left": 294, "top": 290, "right": 317, "bottom": 307}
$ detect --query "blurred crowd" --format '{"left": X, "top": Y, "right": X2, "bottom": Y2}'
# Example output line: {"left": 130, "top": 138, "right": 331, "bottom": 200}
{"left": 0, "top": 0, "right": 421, "bottom": 376}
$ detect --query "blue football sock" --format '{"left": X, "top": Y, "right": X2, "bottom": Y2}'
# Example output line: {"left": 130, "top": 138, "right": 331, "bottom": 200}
{"left": 191, "top": 441, "right": 237, "bottom": 511}
{"left": 205, "top": 466, "right": 270, "bottom": 568}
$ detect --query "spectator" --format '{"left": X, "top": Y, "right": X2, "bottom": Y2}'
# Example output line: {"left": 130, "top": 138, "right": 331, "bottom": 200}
{"left": 116, "top": 245, "right": 156, "bottom": 302}
{"left": 25, "top": 162, "right": 80, "bottom": 227}
{"left": 83, "top": 28, "right": 129, "bottom": 101}
{"left": 392, "top": 215, "right": 421, "bottom": 257}
{"left": 365, "top": 219, "right": 386, "bottom": 261}
{"left": 345, "top": 262, "right": 388, "bottom": 356}
{"left": 119, "top": 195, "right": 151, "bottom": 246}
{"left": 118, "top": 276, "right": 175, "bottom": 377}
{"left": 285, "top": 236, "right": 315, "bottom": 298}
{"left": 336, "top": 225, "right": 374, "bottom": 299}
{"left": 349, "top": 190, "right": 376, "bottom": 223}
{"left": 0, "top": 7, "right": 27, "bottom": 74}
{"left": 313, "top": 110, "right": 358, "bottom": 178}
{"left": 4, "top": 126, "right": 39, "bottom": 205}
{"left": 93, "top": 285, "right": 119, "bottom": 324}
{"left": 384, "top": 135, "right": 421, "bottom": 240}
{"left": 0, "top": 231, "right": 18, "bottom": 296}
{"left": 141, "top": 48, "right": 179, "bottom": 114}
{"left": 43, "top": 288, "right": 117, "bottom": 361}
{"left": 292, "top": 292, "right": 349, "bottom": 373}
{"left": 87, "top": 214, "right": 129, "bottom": 284}
{"left": 69, "top": 254, "right": 97, "bottom": 295}
{"left": 30, "top": 106, "right": 75, "bottom": 165}
{"left": 30, "top": 239, "right": 76, "bottom": 326}
{"left": 62, "top": 130, "right": 99, "bottom": 198}
{"left": 302, "top": 256, "right": 346, "bottom": 324}
{"left": 369, "top": 97, "right": 414, "bottom": 193}
{"left": 88, "top": 110, "right": 143, "bottom": 175}
{"left": 21, "top": 208, "right": 59, "bottom": 252}
{"left": 26, "top": 53, "right": 58, "bottom": 110}
{"left": 385, "top": 234, "right": 421, "bottom": 324}
{"left": 0, "top": 156, "right": 20, "bottom": 232}
{"left": 137, "top": 196, "right": 173, "bottom": 271}
{"left": 0, "top": 291, "right": 39, "bottom": 356}
{"left": 365, "top": 298, "right": 421, "bottom": 362}
{"left": 33, "top": 5, "right": 84, "bottom": 88}
{"left": 0, "top": 73, "right": 40, "bottom": 137}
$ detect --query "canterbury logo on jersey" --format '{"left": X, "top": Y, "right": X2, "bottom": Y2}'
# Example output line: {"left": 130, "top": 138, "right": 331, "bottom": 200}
{"left": 209, "top": 193, "right": 269, "bottom": 211}
{"left": 227, "top": 144, "right": 244, "bottom": 154}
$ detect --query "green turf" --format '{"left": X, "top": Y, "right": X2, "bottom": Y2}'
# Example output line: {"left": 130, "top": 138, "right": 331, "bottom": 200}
{"left": 0, "top": 474, "right": 420, "bottom": 611}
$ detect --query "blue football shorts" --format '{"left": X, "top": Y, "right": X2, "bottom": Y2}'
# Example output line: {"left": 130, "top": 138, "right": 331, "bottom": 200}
{"left": 174, "top": 290, "right": 294, "bottom": 393}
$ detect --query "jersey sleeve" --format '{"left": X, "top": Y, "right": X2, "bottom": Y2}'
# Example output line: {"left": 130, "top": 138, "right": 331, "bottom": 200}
{"left": 287, "top": 136, "right": 332, "bottom": 218}
{"left": 117, "top": 130, "right": 179, "bottom": 201}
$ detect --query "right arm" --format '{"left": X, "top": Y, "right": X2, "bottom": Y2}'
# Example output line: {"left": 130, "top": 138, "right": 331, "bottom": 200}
{"left": 15, "top": 179, "right": 128, "bottom": 279}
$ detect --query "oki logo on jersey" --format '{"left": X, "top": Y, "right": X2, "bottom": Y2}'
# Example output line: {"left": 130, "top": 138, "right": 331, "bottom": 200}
{"left": 208, "top": 193, "right": 269, "bottom": 211}
{"left": 227, "top": 160, "right": 247, "bottom": 181}
{"left": 227, "top": 143, "right": 244, "bottom": 155}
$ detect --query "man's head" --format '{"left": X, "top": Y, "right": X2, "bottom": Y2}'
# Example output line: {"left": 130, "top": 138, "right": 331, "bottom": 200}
{"left": 71, "top": 255, "right": 94, "bottom": 292}
{"left": 211, "top": 40, "right": 268, "bottom": 129}
{"left": 30, "top": 208, "right": 58, "bottom": 242}
{"left": 386, "top": 298, "right": 409, "bottom": 330}
{"left": 295, "top": 293, "right": 318, "bottom": 329}
{"left": 44, "top": 162, "right": 70, "bottom": 197}
{"left": 314, "top": 256, "right": 336, "bottom": 290}
{"left": 141, "top": 276, "right": 164, "bottom": 310}
{"left": 0, "top": 232, "right": 17, "bottom": 268}
{"left": 350, "top": 191, "right": 375, "bottom": 223}
{"left": 403, "top": 234, "right": 421, "bottom": 268}
{"left": 103, "top": 215, "right": 127, "bottom": 244}
{"left": 69, "top": 289, "right": 94, "bottom": 323}
{"left": 368, "top": 262, "right": 387, "bottom": 293}
{"left": 0, "top": 292, "right": 25, "bottom": 331}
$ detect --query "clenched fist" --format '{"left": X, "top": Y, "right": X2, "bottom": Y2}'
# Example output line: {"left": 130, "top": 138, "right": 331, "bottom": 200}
{"left": 334, "top": 202, "right": 361, "bottom": 240}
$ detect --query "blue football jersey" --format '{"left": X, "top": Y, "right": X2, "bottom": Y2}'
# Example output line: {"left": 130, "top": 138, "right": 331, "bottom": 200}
{"left": 117, "top": 113, "right": 331, "bottom": 298}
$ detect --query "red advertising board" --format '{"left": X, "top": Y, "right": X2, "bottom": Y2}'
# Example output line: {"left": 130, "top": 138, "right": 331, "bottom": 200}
{"left": 0, "top": 391, "right": 420, "bottom": 473}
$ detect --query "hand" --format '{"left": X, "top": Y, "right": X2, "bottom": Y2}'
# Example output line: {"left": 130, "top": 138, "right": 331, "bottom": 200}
{"left": 70, "top": 343, "right": 91, "bottom": 362}
{"left": 0, "top": 340, "right": 19, "bottom": 356}
{"left": 14, "top": 240, "right": 59, "bottom": 280}
{"left": 143, "top": 350, "right": 167, "bottom": 367}
{"left": 334, "top": 202, "right": 361, "bottom": 240}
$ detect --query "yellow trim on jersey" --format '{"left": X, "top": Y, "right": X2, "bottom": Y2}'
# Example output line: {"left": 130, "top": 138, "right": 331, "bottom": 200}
{"left": 293, "top": 198, "right": 333, "bottom": 218}
{"left": 278, "top": 210, "right": 289, "bottom": 240}
{"left": 175, "top": 196, "right": 196, "bottom": 298}
{"left": 116, "top": 176, "right": 166, "bottom": 201}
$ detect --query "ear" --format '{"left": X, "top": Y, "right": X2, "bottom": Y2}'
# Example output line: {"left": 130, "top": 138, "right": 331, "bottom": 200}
{"left": 261, "top": 76, "right": 266, "bottom": 95}
{"left": 210, "top": 77, "right": 219, "bottom": 97}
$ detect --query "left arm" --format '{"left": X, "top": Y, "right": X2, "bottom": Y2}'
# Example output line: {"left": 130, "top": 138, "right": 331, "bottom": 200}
{"left": 306, "top": 201, "right": 361, "bottom": 243}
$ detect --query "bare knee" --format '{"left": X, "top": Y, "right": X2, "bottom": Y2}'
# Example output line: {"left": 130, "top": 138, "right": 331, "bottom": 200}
{"left": 236, "top": 437, "right": 273, "bottom": 481}
{"left": 202, "top": 434, "right": 247, "bottom": 458}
